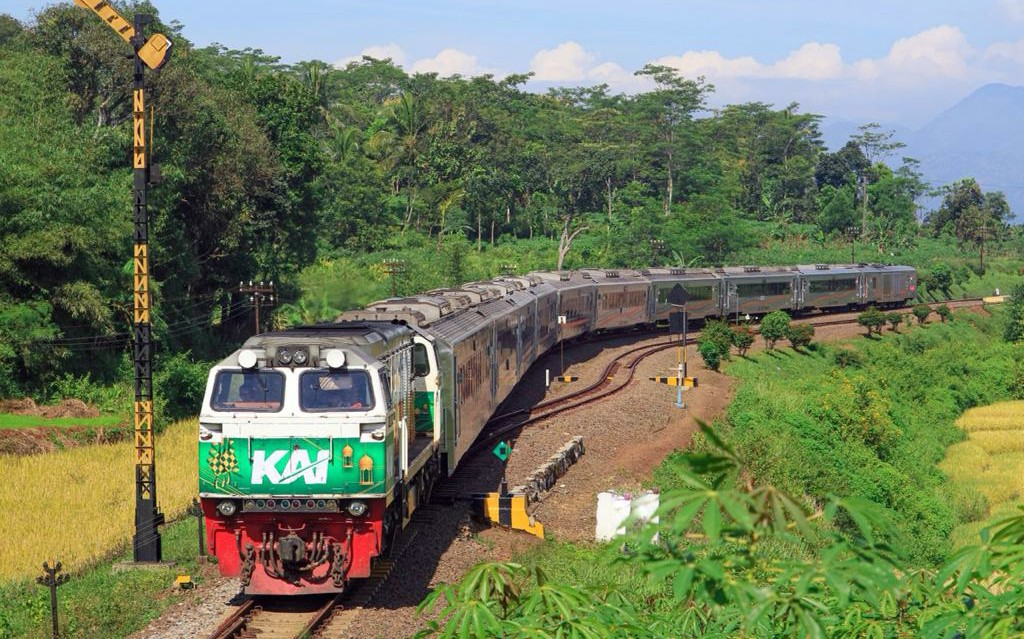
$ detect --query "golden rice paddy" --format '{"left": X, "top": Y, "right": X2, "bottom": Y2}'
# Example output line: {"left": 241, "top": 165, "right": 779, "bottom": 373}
{"left": 941, "top": 401, "right": 1024, "bottom": 546}
{"left": 0, "top": 419, "right": 197, "bottom": 582}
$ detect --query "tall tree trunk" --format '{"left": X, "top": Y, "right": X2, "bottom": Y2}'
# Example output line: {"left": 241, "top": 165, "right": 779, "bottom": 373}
{"left": 664, "top": 150, "right": 674, "bottom": 216}
{"left": 859, "top": 174, "right": 868, "bottom": 237}
{"left": 477, "top": 211, "right": 482, "bottom": 252}
{"left": 556, "top": 212, "right": 588, "bottom": 271}
{"left": 490, "top": 220, "right": 495, "bottom": 245}
{"left": 606, "top": 177, "right": 613, "bottom": 221}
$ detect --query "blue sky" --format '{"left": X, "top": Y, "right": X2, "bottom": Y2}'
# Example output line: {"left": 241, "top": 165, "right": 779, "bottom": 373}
{"left": 5, "top": 0, "right": 1024, "bottom": 127}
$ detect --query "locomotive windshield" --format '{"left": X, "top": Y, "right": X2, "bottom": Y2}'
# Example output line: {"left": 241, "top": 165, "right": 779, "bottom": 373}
{"left": 300, "top": 370, "right": 375, "bottom": 411}
{"left": 211, "top": 370, "right": 285, "bottom": 412}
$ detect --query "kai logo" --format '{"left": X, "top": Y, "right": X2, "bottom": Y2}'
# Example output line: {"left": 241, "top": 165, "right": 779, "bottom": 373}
{"left": 251, "top": 449, "right": 330, "bottom": 485}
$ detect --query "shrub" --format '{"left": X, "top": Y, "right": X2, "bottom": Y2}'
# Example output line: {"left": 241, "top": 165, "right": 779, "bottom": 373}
{"left": 786, "top": 323, "right": 815, "bottom": 349}
{"left": 912, "top": 304, "right": 931, "bottom": 324}
{"left": 857, "top": 306, "right": 886, "bottom": 336}
{"left": 699, "top": 320, "right": 734, "bottom": 362}
{"left": 698, "top": 340, "right": 723, "bottom": 371}
{"left": 885, "top": 312, "right": 904, "bottom": 332}
{"left": 936, "top": 304, "right": 952, "bottom": 323}
{"left": 730, "top": 324, "right": 755, "bottom": 356}
{"left": 759, "top": 310, "right": 791, "bottom": 349}
{"left": 1003, "top": 284, "right": 1024, "bottom": 342}
{"left": 929, "top": 263, "right": 953, "bottom": 296}
{"left": 833, "top": 347, "right": 863, "bottom": 368}
{"left": 155, "top": 352, "right": 211, "bottom": 423}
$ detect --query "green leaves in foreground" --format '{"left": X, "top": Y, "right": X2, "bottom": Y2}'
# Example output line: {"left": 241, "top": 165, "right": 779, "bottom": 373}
{"left": 417, "top": 421, "right": 1024, "bottom": 638}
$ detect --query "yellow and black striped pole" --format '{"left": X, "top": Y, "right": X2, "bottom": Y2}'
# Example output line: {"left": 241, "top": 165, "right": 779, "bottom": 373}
{"left": 129, "top": 12, "right": 164, "bottom": 563}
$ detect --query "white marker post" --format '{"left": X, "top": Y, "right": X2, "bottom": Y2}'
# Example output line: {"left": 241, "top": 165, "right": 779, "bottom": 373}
{"left": 557, "top": 315, "right": 567, "bottom": 375}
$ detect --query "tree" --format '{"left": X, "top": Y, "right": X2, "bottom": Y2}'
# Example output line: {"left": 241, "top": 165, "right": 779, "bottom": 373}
{"left": 632, "top": 64, "right": 711, "bottom": 215}
{"left": 786, "top": 322, "right": 814, "bottom": 349}
{"left": 928, "top": 179, "right": 1008, "bottom": 272}
{"left": 885, "top": 311, "right": 904, "bottom": 332}
{"left": 912, "top": 304, "right": 931, "bottom": 325}
{"left": 851, "top": 124, "right": 905, "bottom": 236}
{"left": 731, "top": 324, "right": 755, "bottom": 356}
{"left": 936, "top": 304, "right": 952, "bottom": 323}
{"left": 857, "top": 306, "right": 886, "bottom": 336}
{"left": 759, "top": 310, "right": 791, "bottom": 349}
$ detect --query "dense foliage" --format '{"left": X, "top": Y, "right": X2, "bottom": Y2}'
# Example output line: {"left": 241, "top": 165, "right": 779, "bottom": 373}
{"left": 0, "top": 2, "right": 1021, "bottom": 408}
{"left": 419, "top": 312, "right": 1024, "bottom": 637}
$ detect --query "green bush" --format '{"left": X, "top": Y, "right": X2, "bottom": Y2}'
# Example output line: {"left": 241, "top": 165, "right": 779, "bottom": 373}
{"left": 698, "top": 320, "right": 733, "bottom": 361}
{"left": 885, "top": 311, "right": 904, "bottom": 332}
{"left": 936, "top": 304, "right": 953, "bottom": 322}
{"left": 786, "top": 323, "right": 815, "bottom": 349}
{"left": 154, "top": 352, "right": 211, "bottom": 423}
{"left": 857, "top": 306, "right": 886, "bottom": 336}
{"left": 1004, "top": 284, "right": 1024, "bottom": 342}
{"left": 730, "top": 324, "right": 755, "bottom": 356}
{"left": 698, "top": 340, "right": 722, "bottom": 371}
{"left": 912, "top": 303, "right": 931, "bottom": 324}
{"left": 759, "top": 310, "right": 791, "bottom": 349}
{"left": 833, "top": 347, "right": 863, "bottom": 368}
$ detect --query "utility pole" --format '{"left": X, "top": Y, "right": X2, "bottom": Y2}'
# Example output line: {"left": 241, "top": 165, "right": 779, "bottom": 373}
{"left": 382, "top": 260, "right": 405, "bottom": 297}
{"left": 846, "top": 226, "right": 859, "bottom": 264}
{"left": 239, "top": 281, "right": 275, "bottom": 333}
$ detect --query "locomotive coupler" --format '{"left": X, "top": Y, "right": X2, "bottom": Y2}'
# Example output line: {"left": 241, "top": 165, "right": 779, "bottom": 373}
{"left": 279, "top": 534, "right": 306, "bottom": 565}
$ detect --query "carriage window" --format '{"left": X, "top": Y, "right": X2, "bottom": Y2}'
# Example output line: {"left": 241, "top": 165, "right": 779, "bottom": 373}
{"left": 764, "top": 282, "right": 790, "bottom": 295}
{"left": 211, "top": 370, "right": 285, "bottom": 412}
{"left": 737, "top": 283, "right": 763, "bottom": 297}
{"left": 412, "top": 343, "right": 430, "bottom": 378}
{"left": 299, "top": 370, "right": 375, "bottom": 412}
{"left": 809, "top": 278, "right": 857, "bottom": 293}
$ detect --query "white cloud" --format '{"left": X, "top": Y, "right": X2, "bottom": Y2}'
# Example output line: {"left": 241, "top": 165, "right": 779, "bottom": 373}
{"left": 983, "top": 38, "right": 1024, "bottom": 66}
{"left": 861, "top": 25, "right": 973, "bottom": 79}
{"left": 410, "top": 48, "right": 489, "bottom": 77}
{"left": 769, "top": 43, "right": 844, "bottom": 79}
{"left": 334, "top": 43, "right": 406, "bottom": 68}
{"left": 998, "top": 0, "right": 1024, "bottom": 21}
{"left": 653, "top": 50, "right": 762, "bottom": 78}
{"left": 530, "top": 41, "right": 594, "bottom": 81}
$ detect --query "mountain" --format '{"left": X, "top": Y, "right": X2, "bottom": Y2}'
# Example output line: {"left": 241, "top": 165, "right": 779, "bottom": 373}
{"left": 907, "top": 83, "right": 1024, "bottom": 221}
{"left": 820, "top": 84, "right": 1024, "bottom": 221}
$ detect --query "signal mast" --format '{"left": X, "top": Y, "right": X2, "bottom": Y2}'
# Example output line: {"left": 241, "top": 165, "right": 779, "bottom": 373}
{"left": 72, "top": 0, "right": 172, "bottom": 562}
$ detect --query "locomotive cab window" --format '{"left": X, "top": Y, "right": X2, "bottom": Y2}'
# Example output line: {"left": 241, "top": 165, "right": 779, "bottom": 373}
{"left": 299, "top": 370, "right": 375, "bottom": 412}
{"left": 211, "top": 370, "right": 285, "bottom": 412}
{"left": 412, "top": 343, "right": 430, "bottom": 377}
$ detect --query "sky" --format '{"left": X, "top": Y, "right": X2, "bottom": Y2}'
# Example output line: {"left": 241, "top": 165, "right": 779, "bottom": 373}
{"left": 5, "top": 0, "right": 1024, "bottom": 128}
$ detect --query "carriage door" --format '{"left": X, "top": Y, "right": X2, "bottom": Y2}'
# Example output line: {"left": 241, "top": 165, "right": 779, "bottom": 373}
{"left": 726, "top": 282, "right": 738, "bottom": 319}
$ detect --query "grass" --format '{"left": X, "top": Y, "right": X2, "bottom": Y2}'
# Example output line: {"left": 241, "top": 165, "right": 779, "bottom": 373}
{"left": 0, "top": 414, "right": 122, "bottom": 430}
{"left": 941, "top": 401, "right": 1024, "bottom": 548}
{"left": 686, "top": 310, "right": 1020, "bottom": 564}
{"left": 0, "top": 517, "right": 210, "bottom": 638}
{"left": 0, "top": 419, "right": 198, "bottom": 582}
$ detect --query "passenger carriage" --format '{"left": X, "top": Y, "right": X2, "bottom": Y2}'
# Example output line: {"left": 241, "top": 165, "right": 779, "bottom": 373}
{"left": 719, "top": 266, "right": 798, "bottom": 319}
{"left": 646, "top": 268, "right": 721, "bottom": 321}
{"left": 796, "top": 265, "right": 863, "bottom": 310}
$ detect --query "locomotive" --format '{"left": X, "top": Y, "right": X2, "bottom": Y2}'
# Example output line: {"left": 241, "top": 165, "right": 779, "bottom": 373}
{"left": 197, "top": 263, "right": 915, "bottom": 594}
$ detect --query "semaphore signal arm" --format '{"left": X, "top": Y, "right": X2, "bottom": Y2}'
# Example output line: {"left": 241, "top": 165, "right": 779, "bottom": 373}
{"left": 72, "top": 0, "right": 172, "bottom": 70}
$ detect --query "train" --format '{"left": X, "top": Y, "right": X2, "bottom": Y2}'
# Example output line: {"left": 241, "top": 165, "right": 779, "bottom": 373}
{"left": 197, "top": 263, "right": 916, "bottom": 594}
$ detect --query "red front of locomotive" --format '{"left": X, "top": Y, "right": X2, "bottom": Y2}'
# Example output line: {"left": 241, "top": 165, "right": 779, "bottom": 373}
{"left": 201, "top": 497, "right": 386, "bottom": 595}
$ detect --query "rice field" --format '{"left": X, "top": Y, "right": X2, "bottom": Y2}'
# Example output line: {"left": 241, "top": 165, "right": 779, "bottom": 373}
{"left": 941, "top": 401, "right": 1024, "bottom": 547}
{"left": 0, "top": 419, "right": 197, "bottom": 582}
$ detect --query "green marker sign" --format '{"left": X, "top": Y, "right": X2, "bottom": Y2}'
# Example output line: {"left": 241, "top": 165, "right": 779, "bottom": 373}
{"left": 492, "top": 441, "right": 511, "bottom": 462}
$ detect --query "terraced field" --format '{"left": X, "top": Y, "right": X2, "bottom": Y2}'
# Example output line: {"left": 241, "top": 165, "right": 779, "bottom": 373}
{"left": 941, "top": 401, "right": 1024, "bottom": 547}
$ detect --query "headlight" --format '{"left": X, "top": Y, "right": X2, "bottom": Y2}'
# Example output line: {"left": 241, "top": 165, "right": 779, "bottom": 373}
{"left": 216, "top": 500, "right": 238, "bottom": 517}
{"left": 278, "top": 348, "right": 292, "bottom": 365}
{"left": 292, "top": 349, "right": 309, "bottom": 366}
{"left": 347, "top": 501, "right": 368, "bottom": 517}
